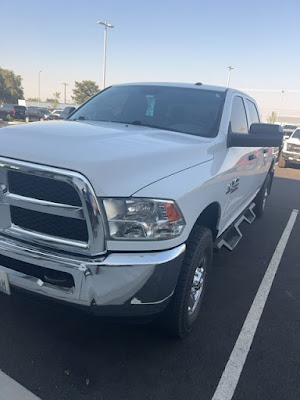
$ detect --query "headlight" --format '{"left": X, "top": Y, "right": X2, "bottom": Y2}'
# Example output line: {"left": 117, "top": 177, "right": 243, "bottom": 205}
{"left": 286, "top": 143, "right": 294, "bottom": 151}
{"left": 101, "top": 198, "right": 185, "bottom": 240}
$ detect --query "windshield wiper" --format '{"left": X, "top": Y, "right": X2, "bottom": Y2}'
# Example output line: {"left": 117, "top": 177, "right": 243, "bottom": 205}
{"left": 108, "top": 120, "right": 166, "bottom": 129}
{"left": 72, "top": 116, "right": 86, "bottom": 121}
{"left": 73, "top": 117, "right": 112, "bottom": 122}
{"left": 130, "top": 120, "right": 180, "bottom": 132}
{"left": 99, "top": 119, "right": 182, "bottom": 133}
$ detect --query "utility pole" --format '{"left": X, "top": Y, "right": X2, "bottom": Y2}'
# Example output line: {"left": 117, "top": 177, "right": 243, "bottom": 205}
{"left": 277, "top": 90, "right": 284, "bottom": 122}
{"left": 38, "top": 70, "right": 42, "bottom": 106}
{"left": 62, "top": 83, "right": 69, "bottom": 104}
{"left": 226, "top": 66, "right": 234, "bottom": 87}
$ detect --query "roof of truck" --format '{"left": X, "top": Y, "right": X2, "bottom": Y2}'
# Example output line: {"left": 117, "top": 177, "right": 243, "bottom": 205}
{"left": 114, "top": 82, "right": 229, "bottom": 92}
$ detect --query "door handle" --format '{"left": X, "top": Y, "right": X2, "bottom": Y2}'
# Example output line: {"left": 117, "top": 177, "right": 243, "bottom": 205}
{"left": 248, "top": 154, "right": 257, "bottom": 161}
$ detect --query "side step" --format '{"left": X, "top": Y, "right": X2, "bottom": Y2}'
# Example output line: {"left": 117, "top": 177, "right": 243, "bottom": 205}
{"left": 215, "top": 203, "right": 256, "bottom": 251}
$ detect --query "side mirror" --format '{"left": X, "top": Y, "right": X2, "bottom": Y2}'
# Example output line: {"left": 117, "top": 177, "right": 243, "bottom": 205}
{"left": 228, "top": 123, "right": 283, "bottom": 148}
{"left": 283, "top": 135, "right": 290, "bottom": 140}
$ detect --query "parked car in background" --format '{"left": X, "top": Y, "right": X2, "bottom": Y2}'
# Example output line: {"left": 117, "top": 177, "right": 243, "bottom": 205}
{"left": 25, "top": 107, "right": 51, "bottom": 122}
{"left": 279, "top": 128, "right": 300, "bottom": 168}
{"left": 60, "top": 106, "right": 76, "bottom": 119}
{"left": 47, "top": 107, "right": 76, "bottom": 120}
{"left": 282, "top": 124, "right": 298, "bottom": 139}
{"left": 48, "top": 109, "right": 64, "bottom": 120}
{"left": 0, "top": 104, "right": 26, "bottom": 120}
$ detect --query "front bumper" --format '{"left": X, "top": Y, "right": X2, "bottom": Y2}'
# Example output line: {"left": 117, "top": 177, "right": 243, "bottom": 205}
{"left": 0, "top": 236, "right": 185, "bottom": 316}
{"left": 282, "top": 151, "right": 300, "bottom": 163}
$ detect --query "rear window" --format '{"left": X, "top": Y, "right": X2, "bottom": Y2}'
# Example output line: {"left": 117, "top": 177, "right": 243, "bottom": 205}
{"left": 246, "top": 99, "right": 260, "bottom": 124}
{"left": 1, "top": 104, "right": 13, "bottom": 111}
{"left": 14, "top": 106, "right": 26, "bottom": 111}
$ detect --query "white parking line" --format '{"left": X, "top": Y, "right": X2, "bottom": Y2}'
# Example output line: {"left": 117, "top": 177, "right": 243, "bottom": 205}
{"left": 212, "top": 208, "right": 299, "bottom": 400}
{"left": 0, "top": 370, "right": 41, "bottom": 400}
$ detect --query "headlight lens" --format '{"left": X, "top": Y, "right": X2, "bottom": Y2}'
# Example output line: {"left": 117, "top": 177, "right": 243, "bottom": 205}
{"left": 101, "top": 198, "right": 185, "bottom": 240}
{"left": 286, "top": 143, "right": 294, "bottom": 151}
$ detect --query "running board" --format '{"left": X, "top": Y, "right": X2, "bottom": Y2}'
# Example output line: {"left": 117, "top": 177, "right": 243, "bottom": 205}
{"left": 215, "top": 203, "right": 256, "bottom": 251}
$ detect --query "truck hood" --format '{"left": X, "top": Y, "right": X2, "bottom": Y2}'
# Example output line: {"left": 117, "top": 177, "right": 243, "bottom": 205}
{"left": 0, "top": 121, "right": 214, "bottom": 196}
{"left": 287, "top": 137, "right": 300, "bottom": 145}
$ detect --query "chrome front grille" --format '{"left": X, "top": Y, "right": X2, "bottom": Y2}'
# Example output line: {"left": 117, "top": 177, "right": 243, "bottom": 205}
{"left": 0, "top": 157, "right": 106, "bottom": 256}
{"left": 291, "top": 144, "right": 300, "bottom": 152}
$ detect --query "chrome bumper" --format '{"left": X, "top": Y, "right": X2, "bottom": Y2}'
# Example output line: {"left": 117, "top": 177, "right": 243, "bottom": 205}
{"left": 0, "top": 236, "right": 185, "bottom": 316}
{"left": 282, "top": 151, "right": 300, "bottom": 163}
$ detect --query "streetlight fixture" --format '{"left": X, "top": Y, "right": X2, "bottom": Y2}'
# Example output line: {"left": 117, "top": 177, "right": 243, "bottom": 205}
{"left": 38, "top": 70, "right": 42, "bottom": 106}
{"left": 97, "top": 20, "right": 114, "bottom": 89}
{"left": 226, "top": 66, "right": 234, "bottom": 87}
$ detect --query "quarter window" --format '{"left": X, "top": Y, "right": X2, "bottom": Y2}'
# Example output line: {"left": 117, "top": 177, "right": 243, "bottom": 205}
{"left": 230, "top": 97, "right": 248, "bottom": 134}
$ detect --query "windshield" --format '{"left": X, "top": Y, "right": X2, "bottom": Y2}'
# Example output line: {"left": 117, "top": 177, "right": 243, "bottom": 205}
{"left": 69, "top": 85, "right": 226, "bottom": 137}
{"left": 291, "top": 129, "right": 300, "bottom": 139}
{"left": 284, "top": 125, "right": 297, "bottom": 130}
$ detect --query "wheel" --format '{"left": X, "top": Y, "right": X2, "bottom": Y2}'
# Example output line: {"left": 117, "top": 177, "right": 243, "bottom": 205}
{"left": 160, "top": 225, "right": 213, "bottom": 338}
{"left": 254, "top": 173, "right": 272, "bottom": 218}
{"left": 25, "top": 116, "right": 30, "bottom": 123}
{"left": 278, "top": 153, "right": 287, "bottom": 168}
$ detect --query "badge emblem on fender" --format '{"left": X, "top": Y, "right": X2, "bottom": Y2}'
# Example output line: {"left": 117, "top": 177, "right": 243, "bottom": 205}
{"left": 226, "top": 178, "right": 240, "bottom": 194}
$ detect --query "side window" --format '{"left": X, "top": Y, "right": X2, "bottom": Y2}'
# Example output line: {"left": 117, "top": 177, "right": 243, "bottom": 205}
{"left": 230, "top": 96, "right": 248, "bottom": 134}
{"left": 246, "top": 99, "right": 260, "bottom": 124}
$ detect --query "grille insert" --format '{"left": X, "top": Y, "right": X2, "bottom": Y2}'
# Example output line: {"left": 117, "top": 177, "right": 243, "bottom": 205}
{"left": 11, "top": 206, "right": 88, "bottom": 242}
{"left": 8, "top": 170, "right": 81, "bottom": 206}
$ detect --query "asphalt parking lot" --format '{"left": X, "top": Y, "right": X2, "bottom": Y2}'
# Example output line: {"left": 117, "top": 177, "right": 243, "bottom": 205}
{"left": 0, "top": 165, "right": 299, "bottom": 400}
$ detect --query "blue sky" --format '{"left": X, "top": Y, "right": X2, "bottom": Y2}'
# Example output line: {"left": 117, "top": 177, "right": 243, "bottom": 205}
{"left": 2, "top": 0, "right": 300, "bottom": 113}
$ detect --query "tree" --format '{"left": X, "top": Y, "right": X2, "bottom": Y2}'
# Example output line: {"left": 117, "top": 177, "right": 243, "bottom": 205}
{"left": 0, "top": 67, "right": 24, "bottom": 104}
{"left": 267, "top": 111, "right": 277, "bottom": 124}
{"left": 27, "top": 97, "right": 40, "bottom": 102}
{"left": 72, "top": 80, "right": 99, "bottom": 104}
{"left": 53, "top": 92, "right": 61, "bottom": 108}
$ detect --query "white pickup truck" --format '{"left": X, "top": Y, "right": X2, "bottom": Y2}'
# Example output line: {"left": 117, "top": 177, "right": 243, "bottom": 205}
{"left": 279, "top": 127, "right": 300, "bottom": 167}
{"left": 0, "top": 83, "right": 283, "bottom": 337}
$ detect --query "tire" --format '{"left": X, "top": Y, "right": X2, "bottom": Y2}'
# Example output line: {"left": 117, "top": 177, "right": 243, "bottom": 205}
{"left": 254, "top": 173, "right": 272, "bottom": 218}
{"left": 160, "top": 226, "right": 213, "bottom": 338}
{"left": 25, "top": 116, "right": 30, "bottom": 123}
{"left": 278, "top": 153, "right": 287, "bottom": 168}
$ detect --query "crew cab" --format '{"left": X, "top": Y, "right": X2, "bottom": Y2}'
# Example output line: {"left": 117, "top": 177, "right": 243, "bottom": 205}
{"left": 279, "top": 127, "right": 300, "bottom": 167}
{"left": 25, "top": 107, "right": 51, "bottom": 122}
{"left": 0, "top": 83, "right": 283, "bottom": 337}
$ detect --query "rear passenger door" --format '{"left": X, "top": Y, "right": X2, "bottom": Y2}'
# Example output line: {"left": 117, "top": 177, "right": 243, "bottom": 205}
{"left": 244, "top": 98, "right": 270, "bottom": 191}
{"left": 222, "top": 95, "right": 259, "bottom": 224}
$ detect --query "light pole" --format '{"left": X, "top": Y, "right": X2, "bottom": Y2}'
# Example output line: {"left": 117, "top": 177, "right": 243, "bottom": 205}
{"left": 226, "top": 66, "right": 234, "bottom": 87}
{"left": 38, "top": 70, "right": 42, "bottom": 106}
{"left": 62, "top": 82, "right": 69, "bottom": 104}
{"left": 97, "top": 20, "right": 114, "bottom": 89}
{"left": 277, "top": 90, "right": 284, "bottom": 122}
